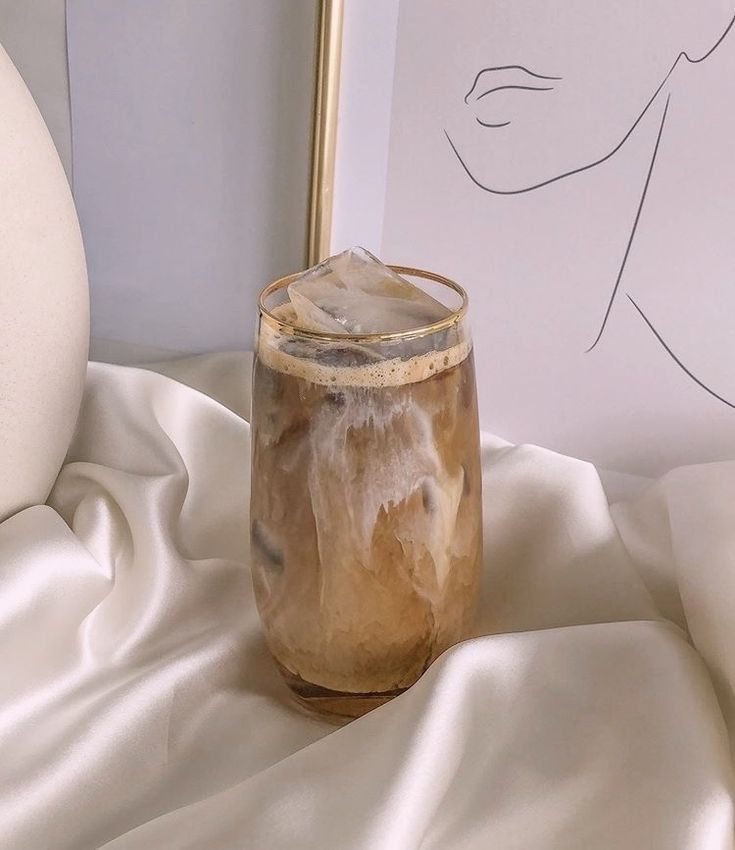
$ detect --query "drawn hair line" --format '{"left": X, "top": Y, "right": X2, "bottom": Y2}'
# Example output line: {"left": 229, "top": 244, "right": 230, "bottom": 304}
{"left": 445, "top": 10, "right": 735, "bottom": 396}
{"left": 627, "top": 294, "right": 735, "bottom": 408}
{"left": 594, "top": 17, "right": 735, "bottom": 357}
{"left": 683, "top": 10, "right": 735, "bottom": 64}
{"left": 586, "top": 95, "right": 670, "bottom": 351}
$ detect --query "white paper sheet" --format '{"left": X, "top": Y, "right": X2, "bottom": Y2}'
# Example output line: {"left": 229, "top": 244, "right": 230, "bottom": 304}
{"left": 379, "top": 0, "right": 735, "bottom": 475}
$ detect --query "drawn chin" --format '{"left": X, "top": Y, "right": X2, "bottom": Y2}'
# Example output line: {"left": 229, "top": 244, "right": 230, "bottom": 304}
{"left": 444, "top": 129, "right": 585, "bottom": 195}
{"left": 445, "top": 83, "right": 670, "bottom": 195}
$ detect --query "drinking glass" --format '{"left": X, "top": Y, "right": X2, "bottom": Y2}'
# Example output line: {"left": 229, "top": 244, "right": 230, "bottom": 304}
{"left": 250, "top": 266, "right": 482, "bottom": 720}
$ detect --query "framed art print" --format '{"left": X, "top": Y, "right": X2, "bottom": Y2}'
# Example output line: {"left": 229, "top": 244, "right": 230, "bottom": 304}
{"left": 312, "top": 0, "right": 735, "bottom": 476}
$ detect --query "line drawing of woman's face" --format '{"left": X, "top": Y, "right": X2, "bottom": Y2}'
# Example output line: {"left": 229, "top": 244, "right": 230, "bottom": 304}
{"left": 442, "top": 0, "right": 734, "bottom": 194}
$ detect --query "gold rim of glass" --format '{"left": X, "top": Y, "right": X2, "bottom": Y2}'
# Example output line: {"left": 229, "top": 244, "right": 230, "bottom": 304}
{"left": 258, "top": 265, "right": 469, "bottom": 343}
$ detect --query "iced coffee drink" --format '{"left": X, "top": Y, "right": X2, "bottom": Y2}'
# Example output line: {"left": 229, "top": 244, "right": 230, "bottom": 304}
{"left": 251, "top": 248, "right": 482, "bottom": 719}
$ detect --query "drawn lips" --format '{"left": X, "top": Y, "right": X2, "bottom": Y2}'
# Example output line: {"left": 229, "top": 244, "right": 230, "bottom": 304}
{"left": 465, "top": 65, "right": 561, "bottom": 127}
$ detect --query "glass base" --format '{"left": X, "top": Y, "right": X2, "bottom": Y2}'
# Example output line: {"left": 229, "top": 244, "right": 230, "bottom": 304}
{"left": 276, "top": 659, "right": 405, "bottom": 722}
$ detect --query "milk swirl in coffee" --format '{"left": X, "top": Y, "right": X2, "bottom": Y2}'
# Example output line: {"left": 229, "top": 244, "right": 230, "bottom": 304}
{"left": 251, "top": 249, "right": 482, "bottom": 718}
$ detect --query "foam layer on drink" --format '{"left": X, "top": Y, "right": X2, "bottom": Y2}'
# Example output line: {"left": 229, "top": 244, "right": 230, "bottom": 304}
{"left": 258, "top": 316, "right": 472, "bottom": 388}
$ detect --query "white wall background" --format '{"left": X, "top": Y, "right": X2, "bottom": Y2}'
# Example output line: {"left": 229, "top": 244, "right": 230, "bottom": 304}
{"left": 378, "top": 0, "right": 735, "bottom": 475}
{"left": 0, "top": 0, "right": 71, "bottom": 180}
{"left": 1, "top": 2, "right": 317, "bottom": 359}
{"left": 329, "top": 0, "right": 399, "bottom": 259}
{"left": 67, "top": 0, "right": 317, "bottom": 357}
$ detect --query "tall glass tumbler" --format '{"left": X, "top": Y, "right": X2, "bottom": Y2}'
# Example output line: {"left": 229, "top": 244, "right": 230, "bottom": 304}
{"left": 250, "top": 267, "right": 482, "bottom": 720}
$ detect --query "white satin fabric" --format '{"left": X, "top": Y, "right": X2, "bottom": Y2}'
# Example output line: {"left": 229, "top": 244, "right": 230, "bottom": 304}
{"left": 2, "top": 356, "right": 735, "bottom": 849}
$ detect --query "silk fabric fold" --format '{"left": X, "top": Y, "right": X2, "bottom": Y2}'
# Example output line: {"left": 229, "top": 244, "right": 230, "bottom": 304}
{"left": 2, "top": 357, "right": 734, "bottom": 848}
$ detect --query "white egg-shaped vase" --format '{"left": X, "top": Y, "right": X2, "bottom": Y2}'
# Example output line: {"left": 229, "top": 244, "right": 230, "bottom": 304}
{"left": 0, "top": 45, "right": 89, "bottom": 521}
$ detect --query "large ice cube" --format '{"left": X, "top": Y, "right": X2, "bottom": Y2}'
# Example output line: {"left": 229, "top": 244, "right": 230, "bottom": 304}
{"left": 287, "top": 247, "right": 450, "bottom": 334}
